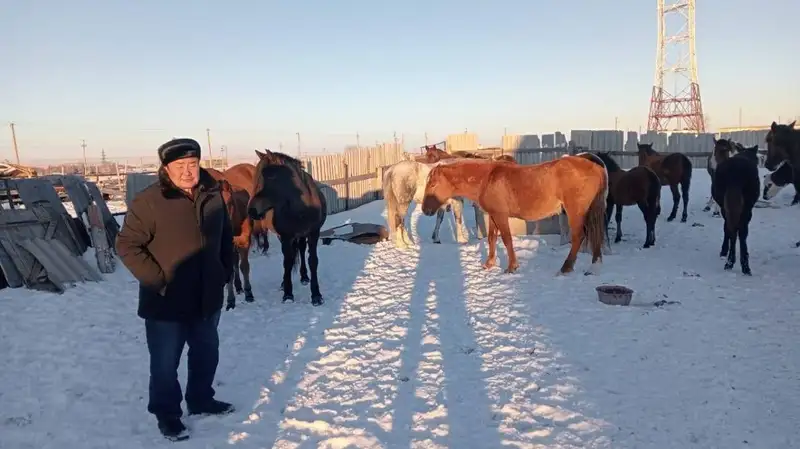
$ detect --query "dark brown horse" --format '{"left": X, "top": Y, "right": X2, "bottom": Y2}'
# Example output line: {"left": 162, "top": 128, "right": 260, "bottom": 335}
{"left": 206, "top": 168, "right": 256, "bottom": 308}
{"left": 637, "top": 143, "right": 693, "bottom": 222}
{"left": 421, "top": 157, "right": 607, "bottom": 275}
{"left": 765, "top": 121, "right": 800, "bottom": 201}
{"left": 248, "top": 150, "right": 327, "bottom": 306}
{"left": 595, "top": 152, "right": 661, "bottom": 248}
{"left": 711, "top": 138, "right": 760, "bottom": 275}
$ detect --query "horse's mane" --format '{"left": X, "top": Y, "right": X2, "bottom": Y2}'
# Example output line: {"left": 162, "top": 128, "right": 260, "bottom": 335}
{"left": 595, "top": 152, "right": 621, "bottom": 172}
{"left": 262, "top": 150, "right": 303, "bottom": 167}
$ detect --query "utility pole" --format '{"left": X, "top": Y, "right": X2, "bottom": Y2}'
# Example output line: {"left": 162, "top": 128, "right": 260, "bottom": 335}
{"left": 296, "top": 132, "right": 301, "bottom": 157}
{"left": 9, "top": 122, "right": 20, "bottom": 165}
{"left": 393, "top": 131, "right": 398, "bottom": 147}
{"left": 279, "top": 141, "right": 283, "bottom": 152}
{"left": 206, "top": 128, "right": 213, "bottom": 169}
{"left": 81, "top": 139, "right": 88, "bottom": 175}
{"left": 738, "top": 107, "right": 743, "bottom": 128}
{"left": 356, "top": 132, "right": 361, "bottom": 150}
{"left": 614, "top": 117, "right": 619, "bottom": 130}
{"left": 424, "top": 132, "right": 429, "bottom": 146}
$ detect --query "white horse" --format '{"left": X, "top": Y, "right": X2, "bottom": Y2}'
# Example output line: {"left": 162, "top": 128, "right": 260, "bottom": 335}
{"left": 382, "top": 159, "right": 473, "bottom": 249}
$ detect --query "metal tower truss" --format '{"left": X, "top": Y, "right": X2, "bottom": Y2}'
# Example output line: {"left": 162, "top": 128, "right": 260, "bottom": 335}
{"left": 647, "top": 0, "right": 705, "bottom": 133}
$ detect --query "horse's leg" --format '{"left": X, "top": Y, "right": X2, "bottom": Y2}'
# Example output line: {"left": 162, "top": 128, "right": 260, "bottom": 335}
{"left": 225, "top": 257, "right": 237, "bottom": 311}
{"left": 451, "top": 199, "right": 469, "bottom": 244}
{"left": 233, "top": 248, "right": 243, "bottom": 294}
{"left": 559, "top": 203, "right": 586, "bottom": 275}
{"left": 308, "top": 230, "right": 323, "bottom": 306}
{"left": 738, "top": 210, "right": 752, "bottom": 275}
{"left": 703, "top": 195, "right": 715, "bottom": 212}
{"left": 637, "top": 202, "right": 653, "bottom": 248}
{"left": 473, "top": 203, "right": 485, "bottom": 239}
{"left": 297, "top": 237, "right": 310, "bottom": 285}
{"left": 680, "top": 177, "right": 690, "bottom": 222}
{"left": 432, "top": 207, "right": 444, "bottom": 244}
{"left": 724, "top": 224, "right": 737, "bottom": 271}
{"left": 605, "top": 198, "right": 614, "bottom": 230}
{"left": 667, "top": 184, "right": 680, "bottom": 222}
{"left": 493, "top": 215, "right": 518, "bottom": 273}
{"left": 240, "top": 247, "right": 254, "bottom": 301}
{"left": 280, "top": 236, "right": 295, "bottom": 302}
{"left": 614, "top": 203, "right": 623, "bottom": 243}
{"left": 482, "top": 216, "right": 498, "bottom": 270}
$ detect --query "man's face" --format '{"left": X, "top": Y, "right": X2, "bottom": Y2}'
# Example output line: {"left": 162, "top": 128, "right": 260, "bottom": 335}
{"left": 165, "top": 157, "right": 200, "bottom": 191}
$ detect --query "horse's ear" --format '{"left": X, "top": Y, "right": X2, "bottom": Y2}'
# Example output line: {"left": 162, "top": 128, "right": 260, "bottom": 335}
{"left": 255, "top": 150, "right": 267, "bottom": 159}
{"left": 771, "top": 121, "right": 779, "bottom": 130}
{"left": 789, "top": 120, "right": 796, "bottom": 129}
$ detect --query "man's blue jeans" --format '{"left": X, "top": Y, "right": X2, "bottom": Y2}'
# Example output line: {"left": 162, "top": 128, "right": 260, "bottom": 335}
{"left": 144, "top": 311, "right": 221, "bottom": 419}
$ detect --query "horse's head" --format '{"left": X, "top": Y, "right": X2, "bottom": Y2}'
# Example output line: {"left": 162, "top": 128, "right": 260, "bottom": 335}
{"left": 636, "top": 143, "right": 657, "bottom": 165}
{"left": 421, "top": 165, "right": 454, "bottom": 216}
{"left": 735, "top": 144, "right": 760, "bottom": 165}
{"left": 765, "top": 120, "right": 797, "bottom": 171}
{"left": 248, "top": 149, "right": 305, "bottom": 220}
{"left": 763, "top": 160, "right": 792, "bottom": 200}
{"left": 423, "top": 145, "right": 444, "bottom": 163}
{"left": 712, "top": 137, "right": 736, "bottom": 166}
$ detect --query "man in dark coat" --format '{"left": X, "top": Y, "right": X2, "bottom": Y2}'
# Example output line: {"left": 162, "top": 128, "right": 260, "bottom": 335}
{"left": 116, "top": 137, "right": 235, "bottom": 442}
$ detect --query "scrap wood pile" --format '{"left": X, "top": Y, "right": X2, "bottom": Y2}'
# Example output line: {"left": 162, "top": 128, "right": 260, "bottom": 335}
{"left": 0, "top": 161, "right": 37, "bottom": 179}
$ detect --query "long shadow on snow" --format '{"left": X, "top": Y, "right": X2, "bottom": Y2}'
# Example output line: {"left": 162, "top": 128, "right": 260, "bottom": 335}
{"left": 386, "top": 213, "right": 506, "bottom": 447}
{"left": 198, "top": 227, "right": 375, "bottom": 446}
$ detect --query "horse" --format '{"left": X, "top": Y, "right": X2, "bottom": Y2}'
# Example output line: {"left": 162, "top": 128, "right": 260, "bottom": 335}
{"left": 205, "top": 168, "right": 257, "bottom": 309}
{"left": 418, "top": 145, "right": 517, "bottom": 239}
{"left": 704, "top": 139, "right": 748, "bottom": 216}
{"left": 765, "top": 121, "right": 800, "bottom": 202}
{"left": 218, "top": 163, "right": 271, "bottom": 254}
{"left": 711, "top": 139, "right": 760, "bottom": 275}
{"left": 637, "top": 143, "right": 693, "bottom": 222}
{"left": 762, "top": 161, "right": 796, "bottom": 202}
{"left": 248, "top": 150, "right": 327, "bottom": 306}
{"left": 595, "top": 152, "right": 661, "bottom": 248}
{"left": 382, "top": 159, "right": 469, "bottom": 248}
{"left": 421, "top": 157, "right": 607, "bottom": 275}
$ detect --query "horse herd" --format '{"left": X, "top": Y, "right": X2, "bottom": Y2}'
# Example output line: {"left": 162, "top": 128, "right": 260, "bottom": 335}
{"left": 207, "top": 120, "right": 799, "bottom": 308}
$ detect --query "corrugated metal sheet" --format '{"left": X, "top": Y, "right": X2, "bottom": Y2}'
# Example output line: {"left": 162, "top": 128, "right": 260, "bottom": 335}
{"left": 18, "top": 237, "right": 102, "bottom": 291}
{"left": 125, "top": 173, "right": 158, "bottom": 206}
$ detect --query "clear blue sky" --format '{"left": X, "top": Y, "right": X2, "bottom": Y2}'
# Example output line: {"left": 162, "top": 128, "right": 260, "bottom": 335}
{"left": 1, "top": 0, "right": 798, "bottom": 163}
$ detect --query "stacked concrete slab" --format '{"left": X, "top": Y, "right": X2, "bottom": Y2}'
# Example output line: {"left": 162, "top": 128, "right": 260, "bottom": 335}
{"left": 640, "top": 131, "right": 668, "bottom": 151}
{"left": 555, "top": 131, "right": 567, "bottom": 147}
{"left": 624, "top": 131, "right": 638, "bottom": 151}
{"left": 719, "top": 130, "right": 769, "bottom": 149}
{"left": 590, "top": 130, "right": 624, "bottom": 151}
{"left": 570, "top": 130, "right": 593, "bottom": 149}
{"left": 541, "top": 134, "right": 555, "bottom": 148}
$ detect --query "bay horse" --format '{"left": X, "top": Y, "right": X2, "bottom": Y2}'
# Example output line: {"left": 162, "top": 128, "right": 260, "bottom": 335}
{"left": 762, "top": 161, "right": 796, "bottom": 202}
{"left": 595, "top": 152, "right": 661, "bottom": 248}
{"left": 637, "top": 143, "right": 693, "bottom": 222}
{"left": 711, "top": 139, "right": 760, "bottom": 275}
{"left": 218, "top": 163, "right": 271, "bottom": 254}
{"left": 382, "top": 159, "right": 469, "bottom": 248}
{"left": 421, "top": 157, "right": 607, "bottom": 275}
{"left": 248, "top": 150, "right": 327, "bottom": 306}
{"left": 206, "top": 167, "right": 257, "bottom": 309}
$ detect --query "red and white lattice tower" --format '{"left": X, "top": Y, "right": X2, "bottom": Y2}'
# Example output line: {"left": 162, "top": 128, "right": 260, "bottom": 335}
{"left": 647, "top": 0, "right": 705, "bottom": 132}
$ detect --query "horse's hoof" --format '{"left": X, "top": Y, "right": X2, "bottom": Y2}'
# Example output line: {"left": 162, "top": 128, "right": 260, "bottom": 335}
{"left": 666, "top": 216, "right": 676, "bottom": 222}
{"left": 244, "top": 291, "right": 254, "bottom": 302}
{"left": 712, "top": 212, "right": 721, "bottom": 217}
{"left": 614, "top": 237, "right": 622, "bottom": 243}
{"left": 504, "top": 266, "right": 518, "bottom": 274}
{"left": 282, "top": 295, "right": 295, "bottom": 303}
{"left": 680, "top": 217, "right": 688, "bottom": 223}
{"left": 482, "top": 262, "right": 495, "bottom": 270}
{"left": 724, "top": 263, "right": 734, "bottom": 271}
{"left": 742, "top": 268, "right": 752, "bottom": 276}
{"left": 702, "top": 206, "right": 710, "bottom": 212}
{"left": 432, "top": 240, "right": 441, "bottom": 244}
{"left": 642, "top": 243, "right": 651, "bottom": 249}
{"left": 225, "top": 303, "right": 235, "bottom": 311}
{"left": 300, "top": 278, "right": 310, "bottom": 285}
{"left": 311, "top": 296, "right": 324, "bottom": 306}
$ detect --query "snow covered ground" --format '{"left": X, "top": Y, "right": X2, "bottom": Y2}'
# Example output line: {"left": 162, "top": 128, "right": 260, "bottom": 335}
{"left": 2, "top": 169, "right": 799, "bottom": 449}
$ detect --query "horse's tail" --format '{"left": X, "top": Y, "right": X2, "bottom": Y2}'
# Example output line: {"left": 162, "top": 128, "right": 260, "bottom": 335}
{"left": 723, "top": 185, "right": 743, "bottom": 236}
{"left": 290, "top": 238, "right": 302, "bottom": 273}
{"left": 583, "top": 168, "right": 608, "bottom": 257}
{"left": 382, "top": 169, "right": 402, "bottom": 232}
{"left": 644, "top": 166, "right": 662, "bottom": 217}
{"left": 253, "top": 226, "right": 269, "bottom": 255}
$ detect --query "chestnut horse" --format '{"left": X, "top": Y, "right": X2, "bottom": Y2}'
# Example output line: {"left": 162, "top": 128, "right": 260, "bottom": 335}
{"left": 595, "top": 152, "right": 661, "bottom": 248}
{"left": 419, "top": 145, "right": 516, "bottom": 239}
{"left": 218, "top": 163, "right": 271, "bottom": 254}
{"left": 637, "top": 143, "right": 693, "bottom": 222}
{"left": 421, "top": 157, "right": 607, "bottom": 275}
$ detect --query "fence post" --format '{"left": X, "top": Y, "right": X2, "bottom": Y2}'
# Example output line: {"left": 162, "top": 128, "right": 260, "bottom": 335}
{"left": 343, "top": 159, "right": 350, "bottom": 211}
{"left": 375, "top": 166, "right": 385, "bottom": 200}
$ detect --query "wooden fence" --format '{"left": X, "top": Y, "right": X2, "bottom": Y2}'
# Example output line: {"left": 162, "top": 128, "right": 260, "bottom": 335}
{"left": 302, "top": 143, "right": 405, "bottom": 215}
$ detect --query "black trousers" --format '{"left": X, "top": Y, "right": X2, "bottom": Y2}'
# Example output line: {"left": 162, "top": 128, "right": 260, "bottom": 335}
{"left": 144, "top": 311, "right": 221, "bottom": 419}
